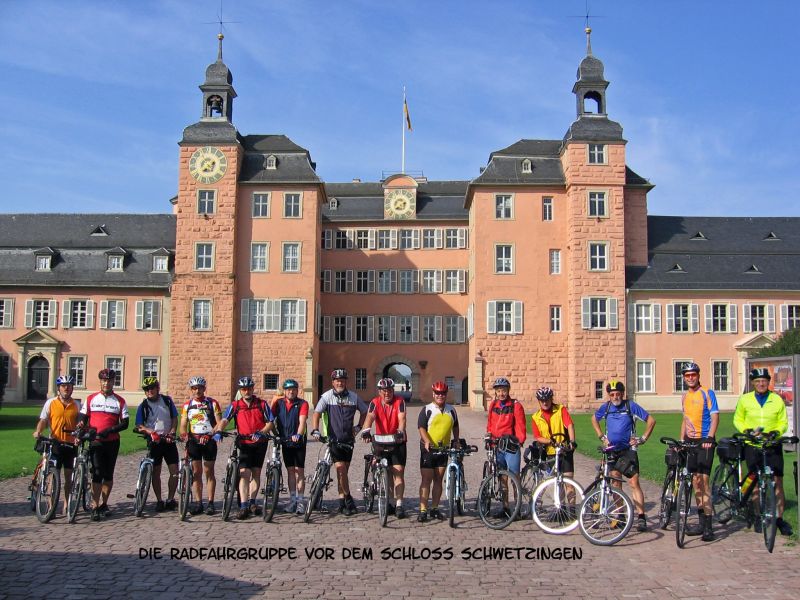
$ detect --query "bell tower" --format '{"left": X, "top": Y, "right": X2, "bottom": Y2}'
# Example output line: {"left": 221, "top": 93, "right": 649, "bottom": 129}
{"left": 201, "top": 33, "right": 237, "bottom": 121}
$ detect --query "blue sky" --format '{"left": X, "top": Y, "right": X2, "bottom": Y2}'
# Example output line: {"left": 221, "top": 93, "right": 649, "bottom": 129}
{"left": 1, "top": 0, "right": 797, "bottom": 216}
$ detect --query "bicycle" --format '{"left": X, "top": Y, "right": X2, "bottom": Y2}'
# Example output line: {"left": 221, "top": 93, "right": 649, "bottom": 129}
{"left": 64, "top": 427, "right": 95, "bottom": 523}
{"left": 477, "top": 435, "right": 522, "bottom": 530}
{"left": 656, "top": 436, "right": 693, "bottom": 530}
{"left": 431, "top": 440, "right": 479, "bottom": 528}
{"left": 670, "top": 438, "right": 702, "bottom": 548}
{"left": 29, "top": 436, "right": 61, "bottom": 523}
{"left": 305, "top": 436, "right": 353, "bottom": 523}
{"left": 518, "top": 443, "right": 556, "bottom": 520}
{"left": 530, "top": 433, "right": 584, "bottom": 535}
{"left": 261, "top": 434, "right": 284, "bottom": 523}
{"left": 361, "top": 444, "right": 392, "bottom": 527}
{"left": 578, "top": 443, "right": 634, "bottom": 545}
{"left": 218, "top": 430, "right": 243, "bottom": 522}
{"left": 126, "top": 431, "right": 166, "bottom": 517}
{"left": 176, "top": 439, "right": 193, "bottom": 521}
{"left": 710, "top": 430, "right": 798, "bottom": 553}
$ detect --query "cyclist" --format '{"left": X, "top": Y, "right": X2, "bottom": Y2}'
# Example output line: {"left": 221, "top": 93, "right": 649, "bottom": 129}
{"left": 77, "top": 368, "right": 129, "bottom": 521}
{"left": 214, "top": 376, "right": 275, "bottom": 520}
{"left": 310, "top": 368, "right": 368, "bottom": 516}
{"left": 733, "top": 367, "right": 793, "bottom": 536}
{"left": 33, "top": 374, "right": 81, "bottom": 516}
{"left": 679, "top": 362, "right": 719, "bottom": 542}
{"left": 178, "top": 376, "right": 223, "bottom": 515}
{"left": 590, "top": 379, "right": 656, "bottom": 532}
{"left": 417, "top": 380, "right": 460, "bottom": 522}
{"left": 270, "top": 379, "right": 309, "bottom": 514}
{"left": 360, "top": 378, "right": 408, "bottom": 519}
{"left": 485, "top": 377, "right": 526, "bottom": 518}
{"left": 531, "top": 386, "right": 577, "bottom": 481}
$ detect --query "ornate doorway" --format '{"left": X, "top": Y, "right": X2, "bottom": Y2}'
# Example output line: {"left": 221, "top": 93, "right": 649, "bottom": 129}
{"left": 27, "top": 356, "right": 49, "bottom": 401}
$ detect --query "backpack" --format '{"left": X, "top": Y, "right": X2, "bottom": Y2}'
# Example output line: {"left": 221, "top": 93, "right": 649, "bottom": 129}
{"left": 140, "top": 394, "right": 176, "bottom": 423}
{"left": 600, "top": 399, "right": 637, "bottom": 437}
{"left": 187, "top": 397, "right": 218, "bottom": 428}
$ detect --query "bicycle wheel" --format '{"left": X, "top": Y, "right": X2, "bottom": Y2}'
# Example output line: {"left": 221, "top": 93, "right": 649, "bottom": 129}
{"left": 531, "top": 476, "right": 583, "bottom": 534}
{"left": 447, "top": 468, "right": 457, "bottom": 528}
{"left": 762, "top": 478, "right": 777, "bottom": 553}
{"left": 475, "top": 461, "right": 490, "bottom": 510}
{"left": 675, "top": 477, "right": 692, "bottom": 548}
{"left": 178, "top": 463, "right": 192, "bottom": 521}
{"left": 518, "top": 463, "right": 535, "bottom": 520}
{"left": 457, "top": 470, "right": 466, "bottom": 516}
{"left": 29, "top": 463, "right": 42, "bottom": 512}
{"left": 578, "top": 484, "right": 634, "bottom": 546}
{"left": 361, "top": 461, "right": 375, "bottom": 514}
{"left": 658, "top": 467, "right": 676, "bottom": 530}
{"left": 377, "top": 467, "right": 389, "bottom": 527}
{"left": 67, "top": 462, "right": 86, "bottom": 523}
{"left": 263, "top": 465, "right": 281, "bottom": 523}
{"left": 304, "top": 463, "right": 327, "bottom": 523}
{"left": 133, "top": 461, "right": 153, "bottom": 518}
{"left": 36, "top": 464, "right": 60, "bottom": 524}
{"left": 222, "top": 460, "right": 238, "bottom": 522}
{"left": 710, "top": 464, "right": 735, "bottom": 524}
{"left": 477, "top": 470, "right": 522, "bottom": 530}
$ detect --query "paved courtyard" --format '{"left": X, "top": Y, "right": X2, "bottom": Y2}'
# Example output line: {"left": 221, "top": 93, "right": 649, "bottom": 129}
{"left": 1, "top": 406, "right": 797, "bottom": 599}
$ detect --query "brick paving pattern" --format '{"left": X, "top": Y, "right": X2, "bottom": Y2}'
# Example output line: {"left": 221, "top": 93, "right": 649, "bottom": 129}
{"left": 1, "top": 407, "right": 797, "bottom": 599}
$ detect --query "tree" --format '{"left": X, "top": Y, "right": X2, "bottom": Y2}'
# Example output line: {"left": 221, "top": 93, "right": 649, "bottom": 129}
{"left": 751, "top": 327, "right": 800, "bottom": 358}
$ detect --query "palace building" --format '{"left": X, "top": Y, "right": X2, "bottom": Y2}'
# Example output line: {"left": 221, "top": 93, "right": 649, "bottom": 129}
{"left": 1, "top": 32, "right": 798, "bottom": 411}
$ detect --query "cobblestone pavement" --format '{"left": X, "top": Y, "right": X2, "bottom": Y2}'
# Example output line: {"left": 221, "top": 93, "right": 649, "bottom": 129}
{"left": 1, "top": 406, "right": 797, "bottom": 600}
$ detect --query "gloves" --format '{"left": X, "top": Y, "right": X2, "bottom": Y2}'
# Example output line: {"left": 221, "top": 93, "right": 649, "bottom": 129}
{"left": 290, "top": 434, "right": 301, "bottom": 443}
{"left": 251, "top": 432, "right": 264, "bottom": 442}
{"left": 98, "top": 428, "right": 112, "bottom": 439}
{"left": 180, "top": 433, "right": 189, "bottom": 442}
{"left": 311, "top": 429, "right": 321, "bottom": 440}
{"left": 150, "top": 432, "right": 161, "bottom": 443}
{"left": 212, "top": 433, "right": 222, "bottom": 442}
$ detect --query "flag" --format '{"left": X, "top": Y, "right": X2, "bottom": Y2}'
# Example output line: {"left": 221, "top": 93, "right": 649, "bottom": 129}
{"left": 404, "top": 96, "right": 412, "bottom": 131}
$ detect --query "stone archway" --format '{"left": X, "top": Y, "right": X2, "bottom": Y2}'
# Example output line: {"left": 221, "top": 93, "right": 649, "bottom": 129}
{"left": 374, "top": 354, "right": 421, "bottom": 402}
{"left": 27, "top": 356, "right": 49, "bottom": 401}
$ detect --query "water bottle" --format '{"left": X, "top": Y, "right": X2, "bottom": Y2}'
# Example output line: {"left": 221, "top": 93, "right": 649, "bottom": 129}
{"left": 741, "top": 471, "right": 757, "bottom": 496}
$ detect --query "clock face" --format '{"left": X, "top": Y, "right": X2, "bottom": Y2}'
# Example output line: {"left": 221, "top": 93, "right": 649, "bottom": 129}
{"left": 384, "top": 189, "right": 415, "bottom": 220}
{"left": 188, "top": 146, "right": 228, "bottom": 184}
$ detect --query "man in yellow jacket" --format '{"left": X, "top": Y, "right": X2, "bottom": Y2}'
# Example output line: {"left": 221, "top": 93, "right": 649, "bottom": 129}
{"left": 733, "top": 367, "right": 792, "bottom": 536}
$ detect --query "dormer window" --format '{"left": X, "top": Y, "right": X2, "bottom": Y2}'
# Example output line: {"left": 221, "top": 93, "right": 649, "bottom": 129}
{"left": 690, "top": 232, "right": 707, "bottom": 241}
{"left": 152, "top": 255, "right": 169, "bottom": 273}
{"left": 35, "top": 255, "right": 51, "bottom": 271}
{"left": 265, "top": 155, "right": 277, "bottom": 170}
{"left": 668, "top": 263, "right": 686, "bottom": 273}
{"left": 107, "top": 255, "right": 124, "bottom": 272}
{"left": 763, "top": 232, "right": 780, "bottom": 241}
{"left": 521, "top": 159, "right": 532, "bottom": 174}
{"left": 745, "top": 264, "right": 762, "bottom": 274}
{"left": 329, "top": 198, "right": 339, "bottom": 211}
{"left": 90, "top": 225, "right": 109, "bottom": 236}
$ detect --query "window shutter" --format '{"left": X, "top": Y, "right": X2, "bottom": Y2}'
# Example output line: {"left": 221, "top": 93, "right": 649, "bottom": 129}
{"left": 62, "top": 300, "right": 71, "bottom": 329}
{"left": 48, "top": 300, "right": 58, "bottom": 328}
{"left": 435, "top": 315, "right": 443, "bottom": 342}
{"left": 389, "top": 316, "right": 397, "bottom": 342}
{"left": 323, "top": 270, "right": 332, "bottom": 293}
{"left": 609, "top": 298, "right": 618, "bottom": 330}
{"left": 345, "top": 230, "right": 355, "bottom": 249}
{"left": 152, "top": 301, "right": 162, "bottom": 331}
{"left": 690, "top": 303, "right": 699, "bottom": 333}
{"left": 412, "top": 316, "right": 419, "bottom": 343}
{"left": 487, "top": 301, "right": 497, "bottom": 334}
{"left": 390, "top": 270, "right": 398, "bottom": 293}
{"left": 367, "top": 270, "right": 376, "bottom": 293}
{"left": 323, "top": 316, "right": 331, "bottom": 342}
{"left": 666, "top": 303, "right": 675, "bottom": 333}
{"left": 767, "top": 304, "right": 776, "bottom": 333}
{"left": 627, "top": 303, "right": 637, "bottom": 332}
{"left": 25, "top": 300, "right": 34, "bottom": 328}
{"left": 412, "top": 270, "right": 420, "bottom": 293}
{"left": 298, "top": 299, "right": 307, "bottom": 332}
{"left": 728, "top": 303, "right": 737, "bottom": 333}
{"left": 457, "top": 316, "right": 466, "bottom": 342}
{"left": 467, "top": 303, "right": 474, "bottom": 338}
{"left": 435, "top": 270, "right": 443, "bottom": 293}
{"left": 458, "top": 270, "right": 466, "bottom": 293}
{"left": 458, "top": 228, "right": 468, "bottom": 249}
{"left": 581, "top": 297, "right": 591, "bottom": 329}
{"left": 100, "top": 301, "right": 109, "bottom": 329}
{"left": 86, "top": 301, "right": 95, "bottom": 329}
{"left": 346, "top": 270, "right": 354, "bottom": 293}
{"left": 513, "top": 301, "right": 524, "bottom": 334}
{"left": 323, "top": 230, "right": 332, "bottom": 250}
{"left": 118, "top": 300, "right": 127, "bottom": 329}
{"left": 135, "top": 301, "right": 144, "bottom": 330}
{"left": 1, "top": 298, "right": 12, "bottom": 327}
{"left": 270, "top": 299, "right": 281, "bottom": 332}
{"left": 346, "top": 316, "right": 353, "bottom": 342}
{"left": 704, "top": 304, "right": 713, "bottom": 333}
{"left": 781, "top": 304, "right": 789, "bottom": 332}
{"left": 367, "top": 316, "right": 375, "bottom": 342}
{"left": 434, "top": 229, "right": 443, "bottom": 249}
{"left": 389, "top": 230, "right": 398, "bottom": 250}
{"left": 742, "top": 303, "right": 751, "bottom": 333}
{"left": 412, "top": 229, "right": 421, "bottom": 249}
{"left": 653, "top": 304, "right": 662, "bottom": 332}
{"left": 241, "top": 298, "right": 250, "bottom": 331}
{"left": 368, "top": 229, "right": 377, "bottom": 250}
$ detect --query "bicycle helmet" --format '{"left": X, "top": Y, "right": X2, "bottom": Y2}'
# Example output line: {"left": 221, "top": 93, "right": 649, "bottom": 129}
{"left": 492, "top": 377, "right": 510, "bottom": 389}
{"left": 56, "top": 374, "right": 75, "bottom": 386}
{"left": 432, "top": 381, "right": 449, "bottom": 394}
{"left": 330, "top": 368, "right": 348, "bottom": 380}
{"left": 749, "top": 367, "right": 771, "bottom": 381}
{"left": 681, "top": 362, "right": 700, "bottom": 375}
{"left": 282, "top": 378, "right": 299, "bottom": 389}
{"left": 141, "top": 376, "right": 159, "bottom": 390}
{"left": 237, "top": 376, "right": 255, "bottom": 388}
{"left": 188, "top": 376, "right": 207, "bottom": 388}
{"left": 605, "top": 379, "right": 625, "bottom": 394}
{"left": 377, "top": 378, "right": 395, "bottom": 390}
{"left": 536, "top": 387, "right": 554, "bottom": 401}
{"left": 98, "top": 368, "right": 116, "bottom": 380}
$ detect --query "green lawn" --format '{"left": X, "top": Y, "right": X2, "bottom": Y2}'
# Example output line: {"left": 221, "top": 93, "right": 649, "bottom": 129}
{"left": 0, "top": 406, "right": 148, "bottom": 480}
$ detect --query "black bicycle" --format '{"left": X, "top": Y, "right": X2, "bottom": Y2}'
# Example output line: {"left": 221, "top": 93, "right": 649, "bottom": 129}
{"left": 64, "top": 427, "right": 95, "bottom": 523}
{"left": 476, "top": 434, "right": 523, "bottom": 530}
{"left": 218, "top": 430, "right": 243, "bottom": 521}
{"left": 305, "top": 437, "right": 353, "bottom": 523}
{"left": 262, "top": 434, "right": 284, "bottom": 523}
{"left": 657, "top": 436, "right": 694, "bottom": 531}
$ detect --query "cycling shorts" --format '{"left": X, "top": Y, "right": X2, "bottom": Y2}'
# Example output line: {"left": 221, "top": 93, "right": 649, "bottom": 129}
{"left": 556, "top": 450, "right": 575, "bottom": 474}
{"left": 149, "top": 440, "right": 179, "bottom": 467}
{"left": 53, "top": 443, "right": 77, "bottom": 470}
{"left": 419, "top": 447, "right": 447, "bottom": 469}
{"left": 238, "top": 441, "right": 268, "bottom": 470}
{"left": 187, "top": 438, "right": 218, "bottom": 462}
{"left": 329, "top": 440, "right": 355, "bottom": 464}
{"left": 372, "top": 442, "right": 407, "bottom": 467}
{"left": 744, "top": 444, "right": 784, "bottom": 478}
{"left": 496, "top": 449, "right": 521, "bottom": 474}
{"left": 685, "top": 437, "right": 715, "bottom": 475}
{"left": 282, "top": 444, "right": 307, "bottom": 468}
{"left": 609, "top": 449, "right": 639, "bottom": 478}
{"left": 89, "top": 440, "right": 120, "bottom": 483}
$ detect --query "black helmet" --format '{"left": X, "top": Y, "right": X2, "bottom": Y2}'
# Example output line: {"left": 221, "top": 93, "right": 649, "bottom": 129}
{"left": 237, "top": 376, "right": 255, "bottom": 388}
{"left": 605, "top": 379, "right": 625, "bottom": 394}
{"left": 330, "top": 368, "right": 348, "bottom": 380}
{"left": 749, "top": 368, "right": 771, "bottom": 381}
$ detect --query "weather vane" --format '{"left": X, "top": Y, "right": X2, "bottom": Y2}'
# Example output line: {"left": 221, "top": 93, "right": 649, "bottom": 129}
{"left": 203, "top": 0, "right": 240, "bottom": 58}
{"left": 569, "top": 0, "right": 606, "bottom": 55}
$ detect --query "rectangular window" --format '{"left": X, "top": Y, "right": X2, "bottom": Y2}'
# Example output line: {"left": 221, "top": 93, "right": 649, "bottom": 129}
{"left": 142, "top": 357, "right": 160, "bottom": 381}
{"left": 420, "top": 270, "right": 441, "bottom": 293}
{"left": 35, "top": 255, "right": 51, "bottom": 271}
{"left": 101, "top": 300, "right": 126, "bottom": 330}
{"left": 674, "top": 360, "right": 691, "bottom": 393}
{"left": 377, "top": 230, "right": 392, "bottom": 249}
{"left": 444, "top": 270, "right": 465, "bottom": 293}
{"left": 632, "top": 303, "right": 663, "bottom": 333}
{"left": 743, "top": 303, "right": 774, "bottom": 333}
{"left": 550, "top": 306, "right": 561, "bottom": 333}
{"left": 356, "top": 270, "right": 373, "bottom": 294}
{"left": 595, "top": 381, "right": 604, "bottom": 400}
{"left": 282, "top": 242, "right": 300, "bottom": 272}
{"left": 152, "top": 255, "right": 169, "bottom": 272}
{"left": 195, "top": 243, "right": 214, "bottom": 271}
{"left": 105, "top": 357, "right": 123, "bottom": 388}
{"left": 588, "top": 242, "right": 608, "bottom": 271}
{"left": 710, "top": 304, "right": 728, "bottom": 332}
{"left": 399, "top": 270, "right": 416, "bottom": 294}
{"left": 355, "top": 368, "right": 367, "bottom": 391}
{"left": 251, "top": 243, "right": 268, "bottom": 272}
{"left": 107, "top": 255, "right": 124, "bottom": 272}
{"left": 549, "top": 249, "right": 561, "bottom": 275}
{"left": 33, "top": 299, "right": 54, "bottom": 328}
{"left": 263, "top": 374, "right": 279, "bottom": 390}
{"left": 249, "top": 300, "right": 267, "bottom": 331}
{"left": 591, "top": 298, "right": 608, "bottom": 329}
{"left": 487, "top": 301, "right": 523, "bottom": 335}
{"left": 588, "top": 144, "right": 606, "bottom": 164}
{"left": 444, "top": 229, "right": 460, "bottom": 249}
{"left": 785, "top": 304, "right": 800, "bottom": 331}
{"left": 713, "top": 360, "right": 730, "bottom": 392}
{"left": 192, "top": 299, "right": 212, "bottom": 331}
{"left": 673, "top": 304, "right": 690, "bottom": 333}
{"left": 377, "top": 270, "right": 393, "bottom": 294}
{"left": 422, "top": 316, "right": 438, "bottom": 343}
{"left": 252, "top": 192, "right": 270, "bottom": 217}
{"left": 444, "top": 315, "right": 465, "bottom": 343}
{"left": 69, "top": 300, "right": 90, "bottom": 328}
{"left": 377, "top": 316, "right": 394, "bottom": 343}
{"left": 399, "top": 230, "right": 414, "bottom": 249}
{"left": 197, "top": 190, "right": 216, "bottom": 214}
{"left": 750, "top": 304, "right": 766, "bottom": 332}
{"left": 334, "top": 271, "right": 348, "bottom": 294}
{"left": 495, "top": 245, "right": 513, "bottom": 274}
{"left": 333, "top": 316, "right": 347, "bottom": 342}
{"left": 355, "top": 316, "right": 371, "bottom": 342}
{"left": 136, "top": 300, "right": 162, "bottom": 331}
{"left": 495, "top": 194, "right": 513, "bottom": 219}
{"left": 422, "top": 229, "right": 437, "bottom": 249}
{"left": 398, "top": 316, "right": 415, "bottom": 343}
{"left": 495, "top": 301, "right": 513, "bottom": 334}
{"left": 0, "top": 299, "right": 12, "bottom": 328}
{"left": 636, "top": 361, "right": 655, "bottom": 393}
{"left": 542, "top": 197, "right": 553, "bottom": 221}
{"left": 280, "top": 299, "right": 305, "bottom": 332}
{"left": 356, "top": 230, "right": 370, "bottom": 249}
{"left": 335, "top": 230, "right": 349, "bottom": 249}
{"left": 68, "top": 356, "right": 86, "bottom": 389}
{"left": 588, "top": 191, "right": 607, "bottom": 217}
{"left": 283, "top": 193, "right": 301, "bottom": 218}
{"left": 581, "top": 297, "right": 619, "bottom": 330}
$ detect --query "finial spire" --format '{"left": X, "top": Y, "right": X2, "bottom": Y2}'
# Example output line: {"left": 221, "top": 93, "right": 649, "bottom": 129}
{"left": 217, "top": 32, "right": 224, "bottom": 61}
{"left": 585, "top": 26, "right": 592, "bottom": 56}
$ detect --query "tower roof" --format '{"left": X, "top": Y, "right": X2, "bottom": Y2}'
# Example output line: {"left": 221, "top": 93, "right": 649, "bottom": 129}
{"left": 204, "top": 34, "right": 233, "bottom": 85}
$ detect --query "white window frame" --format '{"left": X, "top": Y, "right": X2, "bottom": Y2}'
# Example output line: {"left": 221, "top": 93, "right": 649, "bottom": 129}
{"left": 283, "top": 192, "right": 302, "bottom": 218}
{"left": 629, "top": 302, "right": 662, "bottom": 333}
{"left": 241, "top": 298, "right": 306, "bottom": 333}
{"left": 521, "top": 158, "right": 532, "bottom": 173}
{"left": 444, "top": 270, "right": 466, "bottom": 294}
{"left": 100, "top": 300, "right": 126, "bottom": 330}
{"left": 105, "top": 356, "right": 124, "bottom": 388}
{"left": 636, "top": 360, "right": 655, "bottom": 393}
{"left": 26, "top": 299, "right": 57, "bottom": 329}
{"left": 781, "top": 304, "right": 800, "bottom": 332}
{"left": 549, "top": 249, "right": 561, "bottom": 275}
{"left": 743, "top": 303, "right": 775, "bottom": 333}
{"left": 444, "top": 315, "right": 465, "bottom": 343}
{"left": 550, "top": 305, "right": 561, "bottom": 333}
{"left": 398, "top": 316, "right": 418, "bottom": 343}
{"left": 354, "top": 316, "right": 374, "bottom": 343}
{"left": 355, "top": 270, "right": 375, "bottom": 294}
{"left": 399, "top": 270, "right": 417, "bottom": 294}
{"left": 588, "top": 241, "right": 609, "bottom": 271}
{"left": 376, "top": 315, "right": 396, "bottom": 343}
{"left": 486, "top": 300, "right": 523, "bottom": 335}
{"left": 195, "top": 242, "right": 215, "bottom": 271}
{"left": 495, "top": 194, "right": 514, "bottom": 220}
{"left": 251, "top": 242, "right": 269, "bottom": 272}
{"left": 192, "top": 299, "right": 212, "bottom": 331}
{"left": 141, "top": 357, "right": 160, "bottom": 382}
{"left": 135, "top": 300, "right": 162, "bottom": 331}
{"left": 197, "top": 189, "right": 216, "bottom": 214}
{"left": 355, "top": 230, "right": 371, "bottom": 249}
{"left": 666, "top": 303, "right": 698, "bottom": 333}
{"left": 152, "top": 255, "right": 169, "bottom": 273}
{"left": 107, "top": 255, "right": 124, "bottom": 272}
{"left": 422, "top": 315, "right": 439, "bottom": 343}
{"left": 673, "top": 359, "right": 692, "bottom": 393}
{"left": 587, "top": 190, "right": 608, "bottom": 218}
{"left": 377, "top": 270, "right": 396, "bottom": 294}
{"left": 252, "top": 192, "right": 271, "bottom": 218}
{"left": 588, "top": 143, "right": 607, "bottom": 165}
{"left": 542, "top": 197, "right": 553, "bottom": 222}
{"left": 712, "top": 359, "right": 731, "bottom": 393}
{"left": 67, "top": 355, "right": 87, "bottom": 389}
{"left": 581, "top": 297, "right": 619, "bottom": 330}
{"left": 495, "top": 244, "right": 513, "bottom": 274}
{"left": 420, "top": 270, "right": 442, "bottom": 294}
{"left": 705, "top": 303, "right": 738, "bottom": 333}
{"left": 35, "top": 255, "right": 52, "bottom": 271}
{"left": 282, "top": 242, "right": 301, "bottom": 273}
{"left": 63, "top": 299, "right": 94, "bottom": 330}
{"left": 0, "top": 298, "right": 14, "bottom": 328}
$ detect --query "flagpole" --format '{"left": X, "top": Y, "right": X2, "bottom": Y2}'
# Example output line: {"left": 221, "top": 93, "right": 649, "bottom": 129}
{"left": 401, "top": 86, "right": 406, "bottom": 174}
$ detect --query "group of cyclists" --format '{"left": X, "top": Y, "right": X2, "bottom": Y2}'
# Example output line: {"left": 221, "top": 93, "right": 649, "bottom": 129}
{"left": 32, "top": 362, "right": 794, "bottom": 541}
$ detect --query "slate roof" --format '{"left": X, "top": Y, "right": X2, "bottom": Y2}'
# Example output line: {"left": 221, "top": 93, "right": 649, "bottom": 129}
{"left": 627, "top": 216, "right": 800, "bottom": 291}
{"left": 0, "top": 214, "right": 175, "bottom": 288}
{"left": 238, "top": 135, "right": 321, "bottom": 184}
{"left": 562, "top": 116, "right": 624, "bottom": 143}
